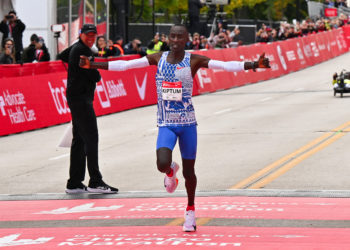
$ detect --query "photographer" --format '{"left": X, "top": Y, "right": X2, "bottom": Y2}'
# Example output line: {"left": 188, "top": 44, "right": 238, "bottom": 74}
{"left": 188, "top": 32, "right": 203, "bottom": 50}
{"left": 0, "top": 38, "right": 16, "bottom": 64}
{"left": 0, "top": 10, "right": 25, "bottom": 62}
{"left": 124, "top": 38, "right": 146, "bottom": 56}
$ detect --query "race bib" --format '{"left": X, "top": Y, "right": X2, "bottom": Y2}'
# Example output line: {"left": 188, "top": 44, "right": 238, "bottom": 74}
{"left": 162, "top": 81, "right": 182, "bottom": 101}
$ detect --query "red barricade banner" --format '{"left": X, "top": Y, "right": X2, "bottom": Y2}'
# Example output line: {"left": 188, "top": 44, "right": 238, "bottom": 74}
{"left": 221, "top": 48, "right": 248, "bottom": 87}
{"left": 1, "top": 27, "right": 349, "bottom": 136}
{"left": 263, "top": 42, "right": 287, "bottom": 79}
{"left": 0, "top": 68, "right": 158, "bottom": 136}
{"left": 341, "top": 25, "right": 350, "bottom": 50}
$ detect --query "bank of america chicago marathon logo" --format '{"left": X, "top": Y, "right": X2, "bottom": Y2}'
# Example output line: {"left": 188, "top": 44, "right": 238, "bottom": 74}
{"left": 0, "top": 90, "right": 36, "bottom": 124}
{"left": 48, "top": 73, "right": 147, "bottom": 112}
{"left": 0, "top": 232, "right": 310, "bottom": 247}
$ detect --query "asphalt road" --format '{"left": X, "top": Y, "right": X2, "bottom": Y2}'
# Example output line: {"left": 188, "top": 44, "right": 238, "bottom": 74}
{"left": 1, "top": 52, "right": 350, "bottom": 195}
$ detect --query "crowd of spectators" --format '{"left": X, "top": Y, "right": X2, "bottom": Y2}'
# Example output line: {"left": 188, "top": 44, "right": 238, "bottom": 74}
{"left": 0, "top": 9, "right": 51, "bottom": 64}
{"left": 324, "top": 0, "right": 347, "bottom": 8}
{"left": 256, "top": 13, "right": 350, "bottom": 43}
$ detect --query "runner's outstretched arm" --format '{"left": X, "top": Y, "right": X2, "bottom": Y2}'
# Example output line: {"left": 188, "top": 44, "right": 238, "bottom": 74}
{"left": 190, "top": 53, "right": 270, "bottom": 77}
{"left": 79, "top": 53, "right": 160, "bottom": 70}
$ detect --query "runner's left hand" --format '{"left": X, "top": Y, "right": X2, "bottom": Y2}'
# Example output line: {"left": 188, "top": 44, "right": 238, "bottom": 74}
{"left": 257, "top": 53, "right": 270, "bottom": 69}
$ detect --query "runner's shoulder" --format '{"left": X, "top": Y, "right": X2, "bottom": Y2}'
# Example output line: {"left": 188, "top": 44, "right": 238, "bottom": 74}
{"left": 146, "top": 52, "right": 163, "bottom": 66}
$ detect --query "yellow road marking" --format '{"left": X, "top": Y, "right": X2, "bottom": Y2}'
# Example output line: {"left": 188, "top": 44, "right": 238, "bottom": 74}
{"left": 165, "top": 217, "right": 212, "bottom": 226}
{"left": 250, "top": 130, "right": 349, "bottom": 189}
{"left": 230, "top": 120, "right": 350, "bottom": 189}
{"left": 196, "top": 217, "right": 212, "bottom": 226}
{"left": 166, "top": 218, "right": 184, "bottom": 226}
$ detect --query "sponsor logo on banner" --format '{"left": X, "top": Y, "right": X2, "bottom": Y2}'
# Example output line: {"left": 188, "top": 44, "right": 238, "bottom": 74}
{"left": 303, "top": 44, "right": 313, "bottom": 58}
{"left": 276, "top": 45, "right": 287, "bottom": 71}
{"left": 286, "top": 51, "right": 296, "bottom": 61}
{"left": 48, "top": 81, "right": 70, "bottom": 115}
{"left": 0, "top": 234, "right": 53, "bottom": 247}
{"left": 336, "top": 34, "right": 344, "bottom": 50}
{"left": 96, "top": 78, "right": 127, "bottom": 108}
{"left": 135, "top": 73, "right": 148, "bottom": 100}
{"left": 197, "top": 69, "right": 212, "bottom": 88}
{"left": 310, "top": 42, "right": 320, "bottom": 57}
{"left": 266, "top": 54, "right": 279, "bottom": 71}
{"left": 296, "top": 43, "right": 306, "bottom": 65}
{"left": 35, "top": 202, "right": 124, "bottom": 214}
{"left": 0, "top": 90, "right": 36, "bottom": 124}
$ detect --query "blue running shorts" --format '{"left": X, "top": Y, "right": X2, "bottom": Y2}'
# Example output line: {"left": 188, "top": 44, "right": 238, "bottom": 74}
{"left": 156, "top": 125, "right": 197, "bottom": 160}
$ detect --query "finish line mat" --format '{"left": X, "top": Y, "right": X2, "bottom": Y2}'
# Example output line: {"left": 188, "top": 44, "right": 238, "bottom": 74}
{"left": 1, "top": 227, "right": 350, "bottom": 249}
{"left": 1, "top": 196, "right": 350, "bottom": 221}
{"left": 1, "top": 196, "right": 350, "bottom": 249}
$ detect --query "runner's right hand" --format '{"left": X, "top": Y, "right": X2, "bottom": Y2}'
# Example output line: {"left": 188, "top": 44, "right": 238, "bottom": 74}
{"left": 79, "top": 55, "right": 90, "bottom": 69}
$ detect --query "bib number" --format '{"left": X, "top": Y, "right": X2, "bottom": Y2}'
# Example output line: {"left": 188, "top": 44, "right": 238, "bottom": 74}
{"left": 162, "top": 81, "right": 182, "bottom": 101}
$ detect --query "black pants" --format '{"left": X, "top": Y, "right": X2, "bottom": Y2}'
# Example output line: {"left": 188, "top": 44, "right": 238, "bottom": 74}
{"left": 67, "top": 99, "right": 103, "bottom": 186}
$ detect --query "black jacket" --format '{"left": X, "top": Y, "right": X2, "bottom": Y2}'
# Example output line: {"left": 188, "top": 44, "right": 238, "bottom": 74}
{"left": 0, "top": 19, "right": 25, "bottom": 52}
{"left": 59, "top": 39, "right": 101, "bottom": 102}
{"left": 35, "top": 45, "right": 50, "bottom": 62}
{"left": 0, "top": 52, "right": 14, "bottom": 64}
{"left": 22, "top": 44, "right": 36, "bottom": 63}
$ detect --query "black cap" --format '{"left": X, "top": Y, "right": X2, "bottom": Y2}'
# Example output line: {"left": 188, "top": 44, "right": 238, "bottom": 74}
{"left": 115, "top": 35, "right": 123, "bottom": 41}
{"left": 81, "top": 24, "right": 97, "bottom": 34}
{"left": 8, "top": 10, "right": 16, "bottom": 16}
{"left": 30, "top": 34, "right": 39, "bottom": 42}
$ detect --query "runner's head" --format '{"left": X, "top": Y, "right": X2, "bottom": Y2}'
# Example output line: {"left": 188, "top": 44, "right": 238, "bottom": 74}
{"left": 168, "top": 24, "right": 189, "bottom": 53}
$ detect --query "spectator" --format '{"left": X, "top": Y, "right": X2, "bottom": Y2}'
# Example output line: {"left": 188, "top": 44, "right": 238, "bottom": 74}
{"left": 270, "top": 28, "right": 278, "bottom": 41}
{"left": 324, "top": 0, "right": 335, "bottom": 7}
{"left": 22, "top": 33, "right": 38, "bottom": 63}
{"left": 160, "top": 33, "right": 170, "bottom": 51}
{"left": 316, "top": 20, "right": 326, "bottom": 32}
{"left": 200, "top": 35, "right": 211, "bottom": 49}
{"left": 339, "top": 13, "right": 349, "bottom": 25}
{"left": 214, "top": 31, "right": 229, "bottom": 48}
{"left": 335, "top": 0, "right": 347, "bottom": 7}
{"left": 34, "top": 37, "right": 50, "bottom": 62}
{"left": 256, "top": 29, "right": 273, "bottom": 43}
{"left": 146, "top": 33, "right": 163, "bottom": 55}
{"left": 0, "top": 10, "right": 25, "bottom": 62}
{"left": 232, "top": 26, "right": 244, "bottom": 45}
{"left": 216, "top": 20, "right": 225, "bottom": 35}
{"left": 124, "top": 38, "right": 146, "bottom": 56}
{"left": 188, "top": 32, "right": 203, "bottom": 50}
{"left": 96, "top": 36, "right": 113, "bottom": 57}
{"left": 107, "top": 39, "right": 117, "bottom": 55}
{"left": 0, "top": 38, "right": 15, "bottom": 64}
{"left": 113, "top": 36, "right": 124, "bottom": 56}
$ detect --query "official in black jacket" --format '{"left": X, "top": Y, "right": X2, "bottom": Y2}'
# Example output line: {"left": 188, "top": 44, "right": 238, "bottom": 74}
{"left": 58, "top": 24, "right": 118, "bottom": 194}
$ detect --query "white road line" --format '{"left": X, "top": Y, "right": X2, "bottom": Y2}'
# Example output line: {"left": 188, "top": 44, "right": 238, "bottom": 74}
{"left": 147, "top": 127, "right": 158, "bottom": 132}
{"left": 214, "top": 108, "right": 232, "bottom": 115}
{"left": 49, "top": 153, "right": 70, "bottom": 161}
{"left": 260, "top": 97, "right": 272, "bottom": 102}
{"left": 295, "top": 88, "right": 304, "bottom": 91}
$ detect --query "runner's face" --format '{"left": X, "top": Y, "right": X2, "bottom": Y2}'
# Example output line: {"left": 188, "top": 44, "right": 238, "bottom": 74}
{"left": 81, "top": 32, "right": 97, "bottom": 48}
{"left": 168, "top": 26, "right": 188, "bottom": 52}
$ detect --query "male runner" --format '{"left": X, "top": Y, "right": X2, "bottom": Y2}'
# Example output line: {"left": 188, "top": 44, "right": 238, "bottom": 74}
{"left": 79, "top": 24, "right": 270, "bottom": 231}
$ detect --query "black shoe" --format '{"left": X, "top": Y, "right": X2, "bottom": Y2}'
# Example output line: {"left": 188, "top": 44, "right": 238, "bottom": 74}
{"left": 87, "top": 181, "right": 118, "bottom": 194}
{"left": 65, "top": 183, "right": 88, "bottom": 194}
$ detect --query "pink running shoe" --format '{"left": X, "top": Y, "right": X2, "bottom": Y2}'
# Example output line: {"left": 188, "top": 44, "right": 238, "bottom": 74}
{"left": 164, "top": 162, "right": 179, "bottom": 193}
